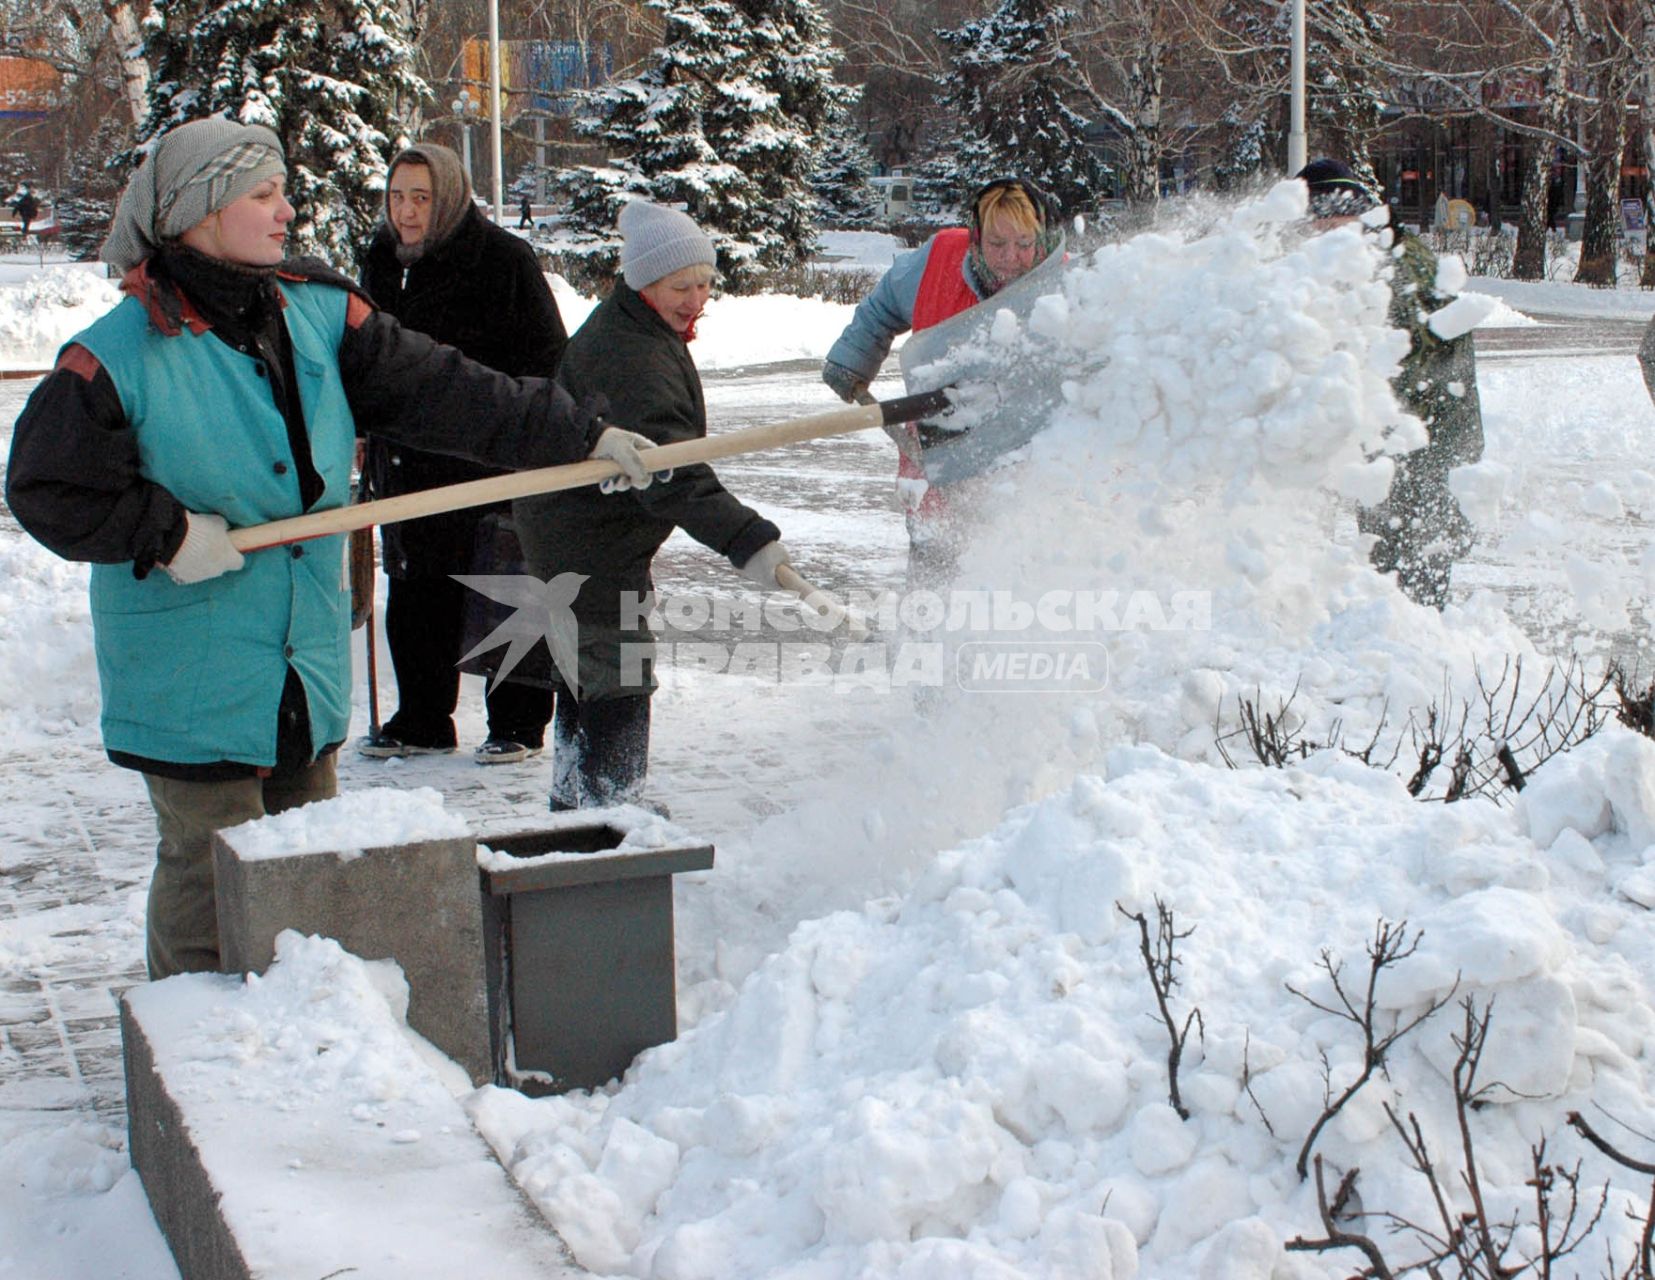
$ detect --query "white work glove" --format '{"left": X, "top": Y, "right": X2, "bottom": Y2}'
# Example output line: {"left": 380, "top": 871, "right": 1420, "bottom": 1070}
{"left": 590, "top": 426, "right": 661, "bottom": 494}
{"left": 163, "top": 511, "right": 246, "bottom": 585}
{"left": 739, "top": 540, "right": 791, "bottom": 590}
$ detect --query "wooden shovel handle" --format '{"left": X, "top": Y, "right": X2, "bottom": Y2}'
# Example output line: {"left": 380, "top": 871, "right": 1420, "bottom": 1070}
{"left": 775, "top": 564, "right": 869, "bottom": 636}
{"left": 228, "top": 388, "right": 952, "bottom": 553}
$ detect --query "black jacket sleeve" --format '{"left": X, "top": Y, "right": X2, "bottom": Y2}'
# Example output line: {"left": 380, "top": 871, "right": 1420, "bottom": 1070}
{"left": 3, "top": 348, "right": 186, "bottom": 571}
{"left": 336, "top": 302, "right": 606, "bottom": 470}
{"left": 613, "top": 363, "right": 779, "bottom": 567}
{"left": 504, "top": 244, "right": 566, "bottom": 380}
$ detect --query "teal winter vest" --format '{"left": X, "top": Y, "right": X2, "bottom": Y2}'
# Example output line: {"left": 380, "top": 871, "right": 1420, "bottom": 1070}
{"left": 75, "top": 281, "right": 357, "bottom": 767}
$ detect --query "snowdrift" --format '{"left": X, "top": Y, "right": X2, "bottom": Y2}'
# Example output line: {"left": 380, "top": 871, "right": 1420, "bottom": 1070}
{"left": 460, "top": 183, "right": 1655, "bottom": 1277}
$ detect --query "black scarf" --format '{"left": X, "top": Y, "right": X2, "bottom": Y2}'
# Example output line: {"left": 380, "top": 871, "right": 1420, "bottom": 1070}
{"left": 151, "top": 243, "right": 323, "bottom": 512}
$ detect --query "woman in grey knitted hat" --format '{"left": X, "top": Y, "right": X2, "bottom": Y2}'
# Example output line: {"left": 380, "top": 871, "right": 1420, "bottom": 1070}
{"left": 514, "top": 200, "right": 789, "bottom": 813}
{"left": 3, "top": 115, "right": 657, "bottom": 981}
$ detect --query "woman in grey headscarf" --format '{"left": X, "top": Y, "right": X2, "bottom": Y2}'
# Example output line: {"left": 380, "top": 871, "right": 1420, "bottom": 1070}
{"left": 2, "top": 115, "right": 655, "bottom": 981}
{"left": 357, "top": 142, "right": 565, "bottom": 766}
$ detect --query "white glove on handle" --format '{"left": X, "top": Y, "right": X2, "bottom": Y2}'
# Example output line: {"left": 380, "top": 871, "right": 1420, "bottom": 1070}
{"left": 591, "top": 426, "right": 659, "bottom": 493}
{"left": 164, "top": 512, "right": 246, "bottom": 585}
{"left": 740, "top": 541, "right": 791, "bottom": 590}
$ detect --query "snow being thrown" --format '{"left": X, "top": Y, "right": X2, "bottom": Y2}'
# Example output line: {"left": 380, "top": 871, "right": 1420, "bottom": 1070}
{"left": 443, "top": 184, "right": 1655, "bottom": 1277}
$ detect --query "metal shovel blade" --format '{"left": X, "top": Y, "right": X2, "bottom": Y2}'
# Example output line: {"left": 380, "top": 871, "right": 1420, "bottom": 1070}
{"left": 898, "top": 237, "right": 1091, "bottom": 488}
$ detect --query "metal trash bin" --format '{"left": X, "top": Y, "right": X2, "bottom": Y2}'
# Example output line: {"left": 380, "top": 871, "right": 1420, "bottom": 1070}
{"left": 477, "top": 815, "right": 714, "bottom": 1094}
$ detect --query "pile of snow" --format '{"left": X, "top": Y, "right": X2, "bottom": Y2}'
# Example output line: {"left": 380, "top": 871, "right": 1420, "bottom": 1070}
{"left": 470, "top": 734, "right": 1655, "bottom": 1277}
{"left": 0, "top": 265, "right": 119, "bottom": 369}
{"left": 1468, "top": 295, "right": 1540, "bottom": 328}
{"left": 1466, "top": 275, "right": 1655, "bottom": 321}
{"left": 457, "top": 182, "right": 1655, "bottom": 1277}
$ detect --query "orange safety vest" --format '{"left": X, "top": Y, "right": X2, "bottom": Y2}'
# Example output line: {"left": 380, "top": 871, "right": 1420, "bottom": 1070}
{"left": 900, "top": 228, "right": 978, "bottom": 519}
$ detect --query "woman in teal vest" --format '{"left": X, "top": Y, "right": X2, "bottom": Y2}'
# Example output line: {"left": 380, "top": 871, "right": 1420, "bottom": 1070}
{"left": 2, "top": 117, "right": 658, "bottom": 980}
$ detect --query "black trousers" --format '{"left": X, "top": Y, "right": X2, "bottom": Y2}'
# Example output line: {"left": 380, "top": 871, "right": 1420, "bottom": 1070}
{"left": 383, "top": 574, "right": 554, "bottom": 746}
{"left": 549, "top": 690, "right": 651, "bottom": 808}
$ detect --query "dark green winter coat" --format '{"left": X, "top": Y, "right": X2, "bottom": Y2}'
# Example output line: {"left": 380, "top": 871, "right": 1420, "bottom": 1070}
{"left": 514, "top": 283, "right": 779, "bottom": 701}
{"left": 1357, "top": 230, "right": 1486, "bottom": 609}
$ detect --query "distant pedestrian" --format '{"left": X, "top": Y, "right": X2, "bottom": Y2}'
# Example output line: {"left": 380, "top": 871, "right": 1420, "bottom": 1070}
{"left": 11, "top": 184, "right": 40, "bottom": 237}
{"left": 519, "top": 193, "right": 533, "bottom": 229}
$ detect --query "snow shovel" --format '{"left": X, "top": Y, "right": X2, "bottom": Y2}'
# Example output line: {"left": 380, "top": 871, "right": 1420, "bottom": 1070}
{"left": 897, "top": 234, "right": 1094, "bottom": 488}
{"left": 225, "top": 388, "right": 951, "bottom": 618}
{"left": 228, "top": 387, "right": 952, "bottom": 551}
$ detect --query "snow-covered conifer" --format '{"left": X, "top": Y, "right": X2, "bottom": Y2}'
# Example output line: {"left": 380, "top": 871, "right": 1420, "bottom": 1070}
{"left": 812, "top": 117, "right": 882, "bottom": 228}
{"left": 935, "top": 0, "right": 1108, "bottom": 212}
{"left": 560, "top": 0, "right": 850, "bottom": 289}
{"left": 138, "top": 0, "right": 425, "bottom": 272}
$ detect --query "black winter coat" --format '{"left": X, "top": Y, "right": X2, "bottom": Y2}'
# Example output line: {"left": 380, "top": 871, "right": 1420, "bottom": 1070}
{"left": 514, "top": 283, "right": 779, "bottom": 701}
{"left": 362, "top": 205, "right": 566, "bottom": 576}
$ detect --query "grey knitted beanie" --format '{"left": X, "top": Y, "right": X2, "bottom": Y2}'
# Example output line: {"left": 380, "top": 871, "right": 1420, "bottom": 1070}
{"left": 102, "top": 117, "right": 286, "bottom": 273}
{"left": 618, "top": 200, "right": 715, "bottom": 290}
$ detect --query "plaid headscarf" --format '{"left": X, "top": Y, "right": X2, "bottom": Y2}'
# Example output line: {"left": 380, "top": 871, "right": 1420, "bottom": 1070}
{"left": 101, "top": 117, "right": 286, "bottom": 273}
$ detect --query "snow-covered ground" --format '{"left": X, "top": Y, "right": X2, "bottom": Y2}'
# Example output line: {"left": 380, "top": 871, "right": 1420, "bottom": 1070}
{"left": 5, "top": 198, "right": 1655, "bottom": 1279}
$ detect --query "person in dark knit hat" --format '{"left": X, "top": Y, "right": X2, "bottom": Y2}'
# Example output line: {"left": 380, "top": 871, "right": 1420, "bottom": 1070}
{"left": 1297, "top": 157, "right": 1380, "bottom": 221}
{"left": 1294, "top": 158, "right": 1486, "bottom": 610}
{"left": 358, "top": 142, "right": 563, "bottom": 766}
{"left": 514, "top": 200, "right": 788, "bottom": 813}
{"left": 2, "top": 115, "right": 657, "bottom": 980}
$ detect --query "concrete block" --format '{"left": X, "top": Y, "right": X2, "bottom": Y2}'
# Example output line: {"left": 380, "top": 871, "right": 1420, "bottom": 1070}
{"left": 121, "top": 947, "right": 584, "bottom": 1279}
{"left": 214, "top": 826, "right": 491, "bottom": 1085}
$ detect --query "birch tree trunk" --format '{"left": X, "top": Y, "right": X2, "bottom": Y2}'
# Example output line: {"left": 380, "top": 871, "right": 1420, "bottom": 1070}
{"left": 102, "top": 1, "right": 149, "bottom": 126}
{"left": 1513, "top": 11, "right": 1575, "bottom": 279}
{"left": 1572, "top": 94, "right": 1627, "bottom": 284}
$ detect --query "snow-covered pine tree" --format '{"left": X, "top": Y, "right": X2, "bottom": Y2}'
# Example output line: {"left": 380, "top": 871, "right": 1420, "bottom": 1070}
{"left": 1204, "top": 0, "right": 1387, "bottom": 188}
{"left": 1308, "top": 0, "right": 1388, "bottom": 191}
{"left": 137, "top": 0, "right": 425, "bottom": 273}
{"left": 811, "top": 116, "right": 882, "bottom": 228}
{"left": 560, "top": 0, "right": 851, "bottom": 290}
{"left": 57, "top": 118, "right": 130, "bottom": 261}
{"left": 935, "top": 0, "right": 1108, "bottom": 213}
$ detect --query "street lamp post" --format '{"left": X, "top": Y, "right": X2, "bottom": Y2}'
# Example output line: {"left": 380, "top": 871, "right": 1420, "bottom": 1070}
{"left": 452, "top": 88, "right": 479, "bottom": 190}
{"left": 1288, "top": 0, "right": 1307, "bottom": 176}
{"left": 488, "top": 0, "right": 505, "bottom": 223}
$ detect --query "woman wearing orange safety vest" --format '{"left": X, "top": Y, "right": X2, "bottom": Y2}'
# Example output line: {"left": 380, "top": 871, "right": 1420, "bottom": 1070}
{"left": 820, "top": 178, "right": 1062, "bottom": 585}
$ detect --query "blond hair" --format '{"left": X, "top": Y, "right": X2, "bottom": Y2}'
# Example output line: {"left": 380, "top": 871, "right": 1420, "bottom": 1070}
{"left": 975, "top": 184, "right": 1042, "bottom": 238}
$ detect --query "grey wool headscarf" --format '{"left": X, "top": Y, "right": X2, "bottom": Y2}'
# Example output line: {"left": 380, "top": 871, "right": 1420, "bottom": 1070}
{"left": 385, "top": 142, "right": 473, "bottom": 266}
{"left": 101, "top": 117, "right": 287, "bottom": 274}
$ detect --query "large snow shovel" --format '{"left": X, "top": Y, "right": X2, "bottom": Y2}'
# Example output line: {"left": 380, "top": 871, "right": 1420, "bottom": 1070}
{"left": 228, "top": 388, "right": 951, "bottom": 551}
{"left": 226, "top": 389, "right": 951, "bottom": 622}
{"left": 897, "top": 236, "right": 1096, "bottom": 488}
